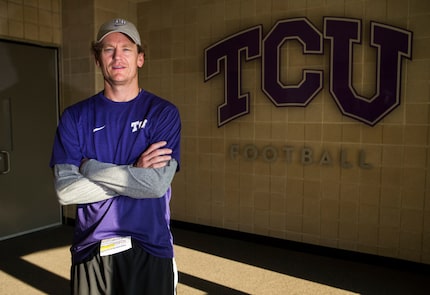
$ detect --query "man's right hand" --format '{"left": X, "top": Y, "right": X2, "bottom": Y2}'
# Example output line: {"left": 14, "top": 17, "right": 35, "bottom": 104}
{"left": 134, "top": 141, "right": 172, "bottom": 168}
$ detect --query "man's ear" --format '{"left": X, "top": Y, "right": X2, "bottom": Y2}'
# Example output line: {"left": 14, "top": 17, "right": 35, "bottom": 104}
{"left": 93, "top": 53, "right": 101, "bottom": 67}
{"left": 137, "top": 52, "right": 144, "bottom": 68}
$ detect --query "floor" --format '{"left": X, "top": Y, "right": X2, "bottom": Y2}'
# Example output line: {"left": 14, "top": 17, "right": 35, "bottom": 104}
{"left": 0, "top": 224, "right": 429, "bottom": 295}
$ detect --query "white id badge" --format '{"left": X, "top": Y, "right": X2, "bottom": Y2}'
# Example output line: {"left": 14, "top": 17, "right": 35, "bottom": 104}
{"left": 100, "top": 236, "right": 132, "bottom": 256}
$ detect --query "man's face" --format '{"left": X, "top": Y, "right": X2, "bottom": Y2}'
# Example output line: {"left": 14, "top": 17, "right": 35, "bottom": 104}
{"left": 97, "top": 32, "right": 144, "bottom": 86}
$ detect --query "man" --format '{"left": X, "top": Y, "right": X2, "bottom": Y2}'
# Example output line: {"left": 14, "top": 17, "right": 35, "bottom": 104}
{"left": 50, "top": 18, "right": 181, "bottom": 294}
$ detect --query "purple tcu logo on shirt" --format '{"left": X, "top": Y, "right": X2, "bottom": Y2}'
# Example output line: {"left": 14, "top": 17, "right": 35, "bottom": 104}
{"left": 204, "top": 17, "right": 413, "bottom": 127}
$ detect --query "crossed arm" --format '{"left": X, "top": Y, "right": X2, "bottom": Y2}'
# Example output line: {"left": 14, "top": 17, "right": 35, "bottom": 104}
{"left": 53, "top": 141, "right": 177, "bottom": 205}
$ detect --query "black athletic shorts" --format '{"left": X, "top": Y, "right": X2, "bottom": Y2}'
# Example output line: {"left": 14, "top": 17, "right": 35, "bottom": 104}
{"left": 71, "top": 243, "right": 177, "bottom": 295}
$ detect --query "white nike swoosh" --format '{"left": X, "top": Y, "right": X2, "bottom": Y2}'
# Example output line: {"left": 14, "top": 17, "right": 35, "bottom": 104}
{"left": 93, "top": 125, "right": 106, "bottom": 132}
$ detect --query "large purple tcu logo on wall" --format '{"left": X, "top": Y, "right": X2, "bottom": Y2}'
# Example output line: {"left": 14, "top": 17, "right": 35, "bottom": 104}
{"left": 204, "top": 17, "right": 413, "bottom": 127}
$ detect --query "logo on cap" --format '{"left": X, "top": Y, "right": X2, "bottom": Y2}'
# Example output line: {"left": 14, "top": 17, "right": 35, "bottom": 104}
{"left": 113, "top": 19, "right": 127, "bottom": 26}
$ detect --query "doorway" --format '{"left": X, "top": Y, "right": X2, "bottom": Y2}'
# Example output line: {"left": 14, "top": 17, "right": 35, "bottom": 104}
{"left": 0, "top": 40, "right": 61, "bottom": 240}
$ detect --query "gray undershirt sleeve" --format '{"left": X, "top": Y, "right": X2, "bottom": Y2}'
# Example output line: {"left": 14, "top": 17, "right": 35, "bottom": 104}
{"left": 80, "top": 159, "right": 178, "bottom": 199}
{"left": 53, "top": 164, "right": 119, "bottom": 205}
{"left": 53, "top": 159, "right": 177, "bottom": 205}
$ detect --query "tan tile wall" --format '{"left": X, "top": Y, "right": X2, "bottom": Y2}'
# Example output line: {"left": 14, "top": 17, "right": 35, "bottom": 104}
{"left": 0, "top": 0, "right": 61, "bottom": 44}
{"left": 137, "top": 0, "right": 430, "bottom": 264}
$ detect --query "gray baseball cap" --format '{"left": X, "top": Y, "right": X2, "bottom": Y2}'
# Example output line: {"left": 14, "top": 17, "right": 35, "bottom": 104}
{"left": 96, "top": 18, "right": 141, "bottom": 46}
